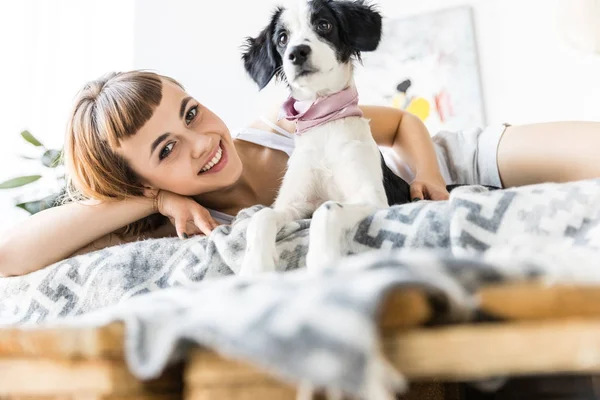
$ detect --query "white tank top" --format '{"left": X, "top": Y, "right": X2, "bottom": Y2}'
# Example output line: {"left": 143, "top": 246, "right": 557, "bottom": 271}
{"left": 207, "top": 117, "right": 295, "bottom": 225}
{"left": 233, "top": 117, "right": 296, "bottom": 156}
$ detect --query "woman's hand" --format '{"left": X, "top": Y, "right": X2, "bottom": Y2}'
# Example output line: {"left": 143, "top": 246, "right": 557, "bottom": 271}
{"left": 152, "top": 190, "right": 220, "bottom": 239}
{"left": 410, "top": 174, "right": 449, "bottom": 201}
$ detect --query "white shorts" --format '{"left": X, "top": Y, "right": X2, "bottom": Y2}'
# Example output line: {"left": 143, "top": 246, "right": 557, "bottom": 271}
{"left": 382, "top": 124, "right": 509, "bottom": 188}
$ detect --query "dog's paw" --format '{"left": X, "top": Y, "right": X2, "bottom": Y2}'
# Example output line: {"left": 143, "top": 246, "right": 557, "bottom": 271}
{"left": 305, "top": 248, "right": 339, "bottom": 272}
{"left": 239, "top": 249, "right": 278, "bottom": 276}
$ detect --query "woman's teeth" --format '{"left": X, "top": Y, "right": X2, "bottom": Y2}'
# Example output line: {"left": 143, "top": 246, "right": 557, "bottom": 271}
{"left": 200, "top": 146, "right": 223, "bottom": 173}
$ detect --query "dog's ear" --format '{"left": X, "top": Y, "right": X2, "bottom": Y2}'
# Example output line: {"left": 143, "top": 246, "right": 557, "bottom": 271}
{"left": 330, "top": 1, "right": 382, "bottom": 53}
{"left": 241, "top": 8, "right": 283, "bottom": 90}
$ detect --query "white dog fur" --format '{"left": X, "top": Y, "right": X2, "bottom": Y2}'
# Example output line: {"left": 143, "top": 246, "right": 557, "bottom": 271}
{"left": 240, "top": 0, "right": 388, "bottom": 275}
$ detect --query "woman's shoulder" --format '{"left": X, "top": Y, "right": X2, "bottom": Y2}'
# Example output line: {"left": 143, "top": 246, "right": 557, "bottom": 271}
{"left": 244, "top": 118, "right": 294, "bottom": 139}
{"left": 234, "top": 103, "right": 296, "bottom": 157}
{"left": 245, "top": 100, "right": 295, "bottom": 136}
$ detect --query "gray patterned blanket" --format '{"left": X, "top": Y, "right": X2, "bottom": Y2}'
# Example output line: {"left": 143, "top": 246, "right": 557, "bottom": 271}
{"left": 2, "top": 179, "right": 600, "bottom": 398}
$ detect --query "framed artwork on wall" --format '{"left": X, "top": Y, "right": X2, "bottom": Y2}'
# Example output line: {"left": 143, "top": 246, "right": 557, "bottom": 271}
{"left": 356, "top": 6, "right": 486, "bottom": 134}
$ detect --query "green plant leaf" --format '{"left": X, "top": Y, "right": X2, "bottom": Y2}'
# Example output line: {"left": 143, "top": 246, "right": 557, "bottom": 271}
{"left": 42, "top": 149, "right": 63, "bottom": 168}
{"left": 0, "top": 175, "right": 42, "bottom": 189}
{"left": 16, "top": 193, "right": 60, "bottom": 214}
{"left": 21, "top": 130, "right": 44, "bottom": 147}
{"left": 16, "top": 201, "right": 44, "bottom": 214}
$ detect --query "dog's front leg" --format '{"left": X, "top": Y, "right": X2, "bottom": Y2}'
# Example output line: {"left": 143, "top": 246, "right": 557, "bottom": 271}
{"left": 306, "top": 201, "right": 380, "bottom": 271}
{"left": 240, "top": 156, "right": 317, "bottom": 276}
{"left": 306, "top": 138, "right": 388, "bottom": 271}
{"left": 240, "top": 206, "right": 307, "bottom": 276}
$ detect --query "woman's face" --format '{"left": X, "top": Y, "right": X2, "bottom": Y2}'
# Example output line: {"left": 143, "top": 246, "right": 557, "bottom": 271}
{"left": 118, "top": 79, "right": 243, "bottom": 196}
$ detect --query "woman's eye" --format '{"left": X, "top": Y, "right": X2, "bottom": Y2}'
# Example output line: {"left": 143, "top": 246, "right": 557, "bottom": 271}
{"left": 185, "top": 106, "right": 198, "bottom": 125}
{"left": 317, "top": 20, "right": 332, "bottom": 33}
{"left": 278, "top": 32, "right": 288, "bottom": 46}
{"left": 159, "top": 142, "right": 175, "bottom": 161}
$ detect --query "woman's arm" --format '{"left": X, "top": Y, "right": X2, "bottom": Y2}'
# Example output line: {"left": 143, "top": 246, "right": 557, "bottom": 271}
{"left": 362, "top": 105, "right": 449, "bottom": 200}
{"left": 0, "top": 197, "right": 156, "bottom": 277}
{"left": 363, "top": 106, "right": 439, "bottom": 178}
{"left": 68, "top": 221, "right": 177, "bottom": 258}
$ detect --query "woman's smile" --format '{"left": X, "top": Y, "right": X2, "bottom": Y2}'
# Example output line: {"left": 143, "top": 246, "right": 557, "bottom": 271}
{"left": 198, "top": 140, "right": 228, "bottom": 175}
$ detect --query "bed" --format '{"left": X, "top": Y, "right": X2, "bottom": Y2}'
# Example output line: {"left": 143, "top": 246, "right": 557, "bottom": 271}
{"left": 1, "top": 179, "right": 600, "bottom": 398}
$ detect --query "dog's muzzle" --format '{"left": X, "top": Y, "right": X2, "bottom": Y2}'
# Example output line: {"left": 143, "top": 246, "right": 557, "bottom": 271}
{"left": 288, "top": 44, "right": 311, "bottom": 66}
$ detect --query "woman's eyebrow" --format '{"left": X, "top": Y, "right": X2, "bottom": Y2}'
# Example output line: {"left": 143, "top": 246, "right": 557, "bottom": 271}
{"left": 180, "top": 96, "right": 192, "bottom": 119}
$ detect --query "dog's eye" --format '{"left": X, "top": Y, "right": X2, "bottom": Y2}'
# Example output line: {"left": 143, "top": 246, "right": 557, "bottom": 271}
{"left": 277, "top": 32, "right": 288, "bottom": 46}
{"left": 316, "top": 20, "right": 332, "bottom": 33}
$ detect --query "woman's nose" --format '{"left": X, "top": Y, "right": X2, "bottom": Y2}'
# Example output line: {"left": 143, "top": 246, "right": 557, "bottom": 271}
{"left": 191, "top": 136, "right": 212, "bottom": 160}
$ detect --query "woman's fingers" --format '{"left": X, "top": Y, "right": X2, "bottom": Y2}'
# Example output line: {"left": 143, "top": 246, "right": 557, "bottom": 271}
{"left": 167, "top": 201, "right": 221, "bottom": 239}
{"left": 430, "top": 188, "right": 450, "bottom": 201}
{"left": 410, "top": 180, "right": 450, "bottom": 202}
{"left": 184, "top": 221, "right": 202, "bottom": 236}
{"left": 425, "top": 184, "right": 449, "bottom": 201}
{"left": 193, "top": 216, "right": 213, "bottom": 236}
{"left": 191, "top": 210, "right": 219, "bottom": 236}
{"left": 410, "top": 183, "right": 425, "bottom": 202}
{"left": 174, "top": 218, "right": 190, "bottom": 240}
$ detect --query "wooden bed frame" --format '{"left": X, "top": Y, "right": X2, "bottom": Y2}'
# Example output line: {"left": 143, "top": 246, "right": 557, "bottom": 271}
{"left": 2, "top": 283, "right": 600, "bottom": 399}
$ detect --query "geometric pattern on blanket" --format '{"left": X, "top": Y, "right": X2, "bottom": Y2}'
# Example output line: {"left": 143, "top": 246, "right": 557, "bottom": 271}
{"left": 2, "top": 179, "right": 600, "bottom": 325}
{"left": 2, "top": 179, "right": 600, "bottom": 397}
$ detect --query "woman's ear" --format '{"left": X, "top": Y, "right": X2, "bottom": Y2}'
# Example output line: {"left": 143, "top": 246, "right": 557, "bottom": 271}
{"left": 142, "top": 186, "right": 159, "bottom": 199}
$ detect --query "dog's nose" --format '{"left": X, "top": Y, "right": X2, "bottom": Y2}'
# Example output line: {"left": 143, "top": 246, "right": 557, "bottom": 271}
{"left": 288, "top": 45, "right": 311, "bottom": 65}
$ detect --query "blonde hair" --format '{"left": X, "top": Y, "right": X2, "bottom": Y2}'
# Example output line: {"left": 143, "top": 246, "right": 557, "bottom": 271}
{"left": 63, "top": 70, "right": 183, "bottom": 235}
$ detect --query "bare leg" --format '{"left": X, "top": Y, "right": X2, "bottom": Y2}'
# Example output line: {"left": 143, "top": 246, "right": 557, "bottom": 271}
{"left": 497, "top": 122, "right": 600, "bottom": 187}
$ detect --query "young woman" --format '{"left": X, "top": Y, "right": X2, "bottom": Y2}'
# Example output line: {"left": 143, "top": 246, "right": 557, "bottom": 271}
{"left": 0, "top": 70, "right": 598, "bottom": 277}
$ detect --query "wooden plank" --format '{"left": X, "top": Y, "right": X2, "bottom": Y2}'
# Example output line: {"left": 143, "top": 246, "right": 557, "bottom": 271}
{"left": 187, "top": 320, "right": 600, "bottom": 387}
{"left": 379, "top": 288, "right": 431, "bottom": 329}
{"left": 185, "top": 384, "right": 296, "bottom": 400}
{"left": 0, "top": 395, "right": 180, "bottom": 400}
{"left": 184, "top": 354, "right": 332, "bottom": 399}
{"left": 384, "top": 319, "right": 600, "bottom": 381}
{"left": 0, "top": 359, "right": 182, "bottom": 396}
{"left": 478, "top": 283, "right": 600, "bottom": 320}
{"left": 184, "top": 352, "right": 284, "bottom": 387}
{"left": 380, "top": 284, "right": 600, "bottom": 330}
{"left": 0, "top": 323, "right": 125, "bottom": 359}
{"left": 3, "top": 284, "right": 600, "bottom": 359}
{"left": 185, "top": 383, "right": 454, "bottom": 400}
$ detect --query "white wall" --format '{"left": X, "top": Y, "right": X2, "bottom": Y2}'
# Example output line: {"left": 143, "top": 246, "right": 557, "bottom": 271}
{"left": 133, "top": 0, "right": 285, "bottom": 130}
{"left": 133, "top": 0, "right": 600, "bottom": 128}
{"left": 0, "top": 1, "right": 135, "bottom": 229}
{"left": 468, "top": 0, "right": 600, "bottom": 124}
{"left": 2, "top": 0, "right": 599, "bottom": 231}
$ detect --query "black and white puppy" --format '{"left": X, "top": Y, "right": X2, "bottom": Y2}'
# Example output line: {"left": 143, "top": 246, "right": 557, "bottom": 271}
{"left": 240, "top": 0, "right": 389, "bottom": 275}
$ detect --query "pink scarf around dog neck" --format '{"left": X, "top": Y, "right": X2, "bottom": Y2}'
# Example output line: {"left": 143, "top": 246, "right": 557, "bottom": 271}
{"left": 279, "top": 85, "right": 363, "bottom": 135}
